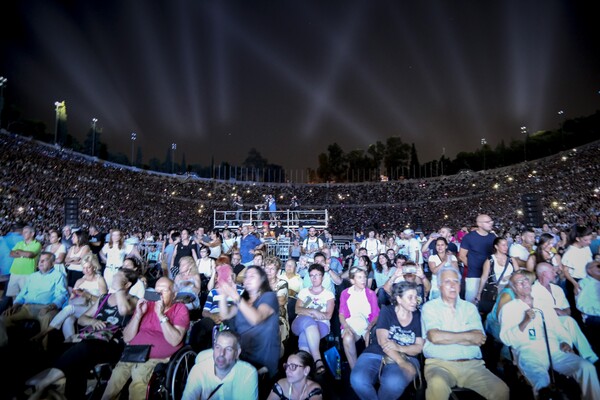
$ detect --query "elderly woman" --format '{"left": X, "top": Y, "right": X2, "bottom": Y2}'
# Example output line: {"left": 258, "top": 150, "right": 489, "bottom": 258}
{"left": 292, "top": 264, "right": 335, "bottom": 376}
{"left": 350, "top": 281, "right": 424, "bottom": 400}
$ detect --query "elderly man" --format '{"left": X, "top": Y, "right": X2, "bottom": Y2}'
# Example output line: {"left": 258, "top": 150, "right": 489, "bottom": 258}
{"left": 500, "top": 270, "right": 600, "bottom": 400}
{"left": 458, "top": 214, "right": 497, "bottom": 303}
{"left": 7, "top": 225, "right": 42, "bottom": 301}
{"left": 422, "top": 265, "right": 509, "bottom": 400}
{"left": 101, "top": 277, "right": 190, "bottom": 400}
{"left": 531, "top": 262, "right": 597, "bottom": 363}
{"left": 0, "top": 252, "right": 68, "bottom": 347}
{"left": 182, "top": 329, "right": 258, "bottom": 400}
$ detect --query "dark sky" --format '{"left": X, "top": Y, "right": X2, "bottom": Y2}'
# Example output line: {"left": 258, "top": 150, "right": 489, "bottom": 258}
{"left": 1, "top": 0, "right": 599, "bottom": 170}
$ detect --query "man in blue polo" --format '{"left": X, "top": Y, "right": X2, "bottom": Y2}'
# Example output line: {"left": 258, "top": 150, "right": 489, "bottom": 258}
{"left": 239, "top": 225, "right": 264, "bottom": 266}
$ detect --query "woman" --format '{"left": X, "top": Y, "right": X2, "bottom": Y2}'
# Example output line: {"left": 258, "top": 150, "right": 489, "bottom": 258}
{"left": 267, "top": 351, "right": 323, "bottom": 400}
{"left": 100, "top": 229, "right": 129, "bottom": 288}
{"left": 527, "top": 233, "right": 565, "bottom": 288}
{"left": 476, "top": 237, "right": 517, "bottom": 304}
{"left": 373, "top": 253, "right": 396, "bottom": 295}
{"left": 339, "top": 268, "right": 380, "bottom": 369}
{"left": 196, "top": 245, "right": 215, "bottom": 292}
{"left": 121, "top": 256, "right": 147, "bottom": 299}
{"left": 289, "top": 238, "right": 302, "bottom": 262}
{"left": 198, "top": 229, "right": 222, "bottom": 259}
{"left": 265, "top": 255, "right": 290, "bottom": 353}
{"left": 385, "top": 236, "right": 398, "bottom": 255}
{"left": 45, "top": 229, "right": 67, "bottom": 276}
{"left": 26, "top": 269, "right": 138, "bottom": 400}
{"left": 427, "top": 237, "right": 458, "bottom": 300}
{"left": 32, "top": 254, "right": 108, "bottom": 341}
{"left": 279, "top": 259, "right": 303, "bottom": 299}
{"left": 562, "top": 225, "right": 593, "bottom": 296}
{"left": 218, "top": 265, "right": 280, "bottom": 379}
{"left": 292, "top": 264, "right": 335, "bottom": 376}
{"left": 221, "top": 229, "right": 236, "bottom": 255}
{"left": 350, "top": 281, "right": 424, "bottom": 400}
{"left": 170, "top": 228, "right": 198, "bottom": 277}
{"left": 174, "top": 256, "right": 202, "bottom": 310}
{"left": 64, "top": 230, "right": 91, "bottom": 290}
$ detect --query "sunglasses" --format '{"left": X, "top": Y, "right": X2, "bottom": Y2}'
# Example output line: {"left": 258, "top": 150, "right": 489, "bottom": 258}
{"left": 283, "top": 362, "right": 304, "bottom": 371}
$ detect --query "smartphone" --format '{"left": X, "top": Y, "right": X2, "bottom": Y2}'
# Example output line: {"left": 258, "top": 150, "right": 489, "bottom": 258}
{"left": 144, "top": 289, "right": 161, "bottom": 302}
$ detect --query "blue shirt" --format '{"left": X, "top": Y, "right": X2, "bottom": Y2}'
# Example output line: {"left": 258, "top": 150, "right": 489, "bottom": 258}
{"left": 240, "top": 234, "right": 262, "bottom": 264}
{"left": 14, "top": 267, "right": 69, "bottom": 308}
{"left": 460, "top": 231, "right": 496, "bottom": 277}
{"left": 0, "top": 232, "right": 23, "bottom": 275}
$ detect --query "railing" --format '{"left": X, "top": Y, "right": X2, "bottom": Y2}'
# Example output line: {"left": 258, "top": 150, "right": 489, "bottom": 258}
{"left": 213, "top": 209, "right": 328, "bottom": 229}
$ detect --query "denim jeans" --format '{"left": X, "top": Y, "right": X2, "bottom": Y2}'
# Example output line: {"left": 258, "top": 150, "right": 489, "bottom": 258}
{"left": 350, "top": 352, "right": 418, "bottom": 400}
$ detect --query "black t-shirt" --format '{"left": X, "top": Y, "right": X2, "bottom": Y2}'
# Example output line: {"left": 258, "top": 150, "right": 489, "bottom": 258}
{"left": 232, "top": 263, "right": 245, "bottom": 278}
{"left": 88, "top": 233, "right": 105, "bottom": 255}
{"left": 364, "top": 305, "right": 422, "bottom": 356}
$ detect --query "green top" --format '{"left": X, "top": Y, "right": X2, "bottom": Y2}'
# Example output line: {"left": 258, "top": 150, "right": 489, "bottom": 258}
{"left": 10, "top": 240, "right": 42, "bottom": 275}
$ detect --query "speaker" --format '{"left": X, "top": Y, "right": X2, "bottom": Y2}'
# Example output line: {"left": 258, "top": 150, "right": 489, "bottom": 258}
{"left": 64, "top": 197, "right": 79, "bottom": 228}
{"left": 521, "top": 193, "right": 542, "bottom": 227}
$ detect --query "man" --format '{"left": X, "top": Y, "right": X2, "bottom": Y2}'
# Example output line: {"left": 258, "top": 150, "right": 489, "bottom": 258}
{"left": 182, "top": 329, "right": 258, "bottom": 400}
{"left": 101, "top": 277, "right": 190, "bottom": 400}
{"left": 509, "top": 227, "right": 536, "bottom": 270}
{"left": 233, "top": 195, "right": 244, "bottom": 225}
{"left": 421, "top": 226, "right": 458, "bottom": 256}
{"left": 0, "top": 224, "right": 23, "bottom": 276}
{"left": 0, "top": 252, "right": 68, "bottom": 347}
{"left": 458, "top": 214, "right": 497, "bottom": 303}
{"left": 6, "top": 225, "right": 42, "bottom": 301}
{"left": 401, "top": 229, "right": 422, "bottom": 265}
{"left": 88, "top": 225, "right": 105, "bottom": 257}
{"left": 500, "top": 270, "right": 600, "bottom": 400}
{"left": 421, "top": 265, "right": 509, "bottom": 400}
{"left": 576, "top": 261, "right": 600, "bottom": 355}
{"left": 531, "top": 262, "right": 597, "bottom": 363}
{"left": 301, "top": 227, "right": 324, "bottom": 260}
{"left": 273, "top": 221, "right": 285, "bottom": 239}
{"left": 230, "top": 252, "right": 245, "bottom": 284}
{"left": 360, "top": 228, "right": 383, "bottom": 263}
{"left": 239, "top": 225, "right": 264, "bottom": 266}
{"left": 61, "top": 225, "right": 74, "bottom": 252}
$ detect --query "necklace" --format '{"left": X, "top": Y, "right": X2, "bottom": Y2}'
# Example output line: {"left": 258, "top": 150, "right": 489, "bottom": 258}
{"left": 288, "top": 380, "right": 307, "bottom": 400}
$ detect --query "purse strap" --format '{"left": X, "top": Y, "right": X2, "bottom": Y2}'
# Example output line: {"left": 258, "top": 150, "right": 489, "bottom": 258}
{"left": 93, "top": 293, "right": 112, "bottom": 318}
{"left": 495, "top": 257, "right": 511, "bottom": 284}
{"left": 207, "top": 383, "right": 223, "bottom": 400}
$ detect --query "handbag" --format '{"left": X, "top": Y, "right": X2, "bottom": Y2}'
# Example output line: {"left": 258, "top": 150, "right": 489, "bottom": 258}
{"left": 478, "top": 257, "right": 510, "bottom": 314}
{"left": 120, "top": 344, "right": 152, "bottom": 363}
{"left": 73, "top": 294, "right": 120, "bottom": 342}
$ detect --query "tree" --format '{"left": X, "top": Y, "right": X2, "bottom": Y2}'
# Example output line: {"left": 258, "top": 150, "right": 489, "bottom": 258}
{"left": 367, "top": 141, "right": 385, "bottom": 173}
{"left": 136, "top": 146, "right": 143, "bottom": 167}
{"left": 409, "top": 143, "right": 420, "bottom": 178}
{"left": 384, "top": 136, "right": 410, "bottom": 179}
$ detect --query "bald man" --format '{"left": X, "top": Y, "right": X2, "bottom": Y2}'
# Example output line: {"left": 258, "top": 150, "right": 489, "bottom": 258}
{"left": 458, "top": 215, "right": 497, "bottom": 303}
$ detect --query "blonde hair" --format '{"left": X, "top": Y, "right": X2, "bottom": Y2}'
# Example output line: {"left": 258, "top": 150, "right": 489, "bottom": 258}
{"left": 81, "top": 253, "right": 101, "bottom": 274}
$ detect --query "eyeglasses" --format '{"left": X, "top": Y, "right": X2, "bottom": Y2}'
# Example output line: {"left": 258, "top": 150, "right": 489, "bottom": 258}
{"left": 283, "top": 363, "right": 303, "bottom": 371}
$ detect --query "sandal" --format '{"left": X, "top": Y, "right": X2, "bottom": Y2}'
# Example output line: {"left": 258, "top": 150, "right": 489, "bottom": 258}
{"left": 314, "top": 359, "right": 326, "bottom": 375}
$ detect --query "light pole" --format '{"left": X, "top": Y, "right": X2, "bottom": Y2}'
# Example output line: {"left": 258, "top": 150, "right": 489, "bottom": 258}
{"left": 91, "top": 118, "right": 98, "bottom": 156}
{"left": 54, "top": 101, "right": 63, "bottom": 144}
{"left": 557, "top": 110, "right": 565, "bottom": 150}
{"left": 521, "top": 126, "right": 528, "bottom": 161}
{"left": 131, "top": 132, "right": 137, "bottom": 166}
{"left": 171, "top": 143, "right": 176, "bottom": 173}
{"left": 0, "top": 76, "right": 7, "bottom": 129}
{"left": 481, "top": 138, "right": 487, "bottom": 170}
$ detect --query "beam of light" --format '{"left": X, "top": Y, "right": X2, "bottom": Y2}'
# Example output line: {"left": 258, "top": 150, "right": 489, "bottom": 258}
{"left": 219, "top": 7, "right": 377, "bottom": 146}
{"left": 302, "top": 3, "right": 364, "bottom": 137}
{"left": 211, "top": 1, "right": 230, "bottom": 122}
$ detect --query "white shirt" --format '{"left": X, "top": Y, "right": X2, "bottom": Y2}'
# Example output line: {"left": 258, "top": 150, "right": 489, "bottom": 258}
{"left": 562, "top": 245, "right": 593, "bottom": 279}
{"left": 576, "top": 276, "right": 600, "bottom": 318}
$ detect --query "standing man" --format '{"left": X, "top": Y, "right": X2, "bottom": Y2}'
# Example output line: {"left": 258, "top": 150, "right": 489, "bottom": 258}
{"left": 6, "top": 225, "right": 42, "bottom": 302}
{"left": 182, "top": 329, "right": 258, "bottom": 400}
{"left": 239, "top": 225, "right": 264, "bottom": 266}
{"left": 458, "top": 214, "right": 497, "bottom": 303}
{"left": 233, "top": 195, "right": 244, "bottom": 226}
{"left": 301, "top": 227, "right": 324, "bottom": 260}
{"left": 422, "top": 265, "right": 509, "bottom": 400}
{"left": 88, "top": 225, "right": 105, "bottom": 259}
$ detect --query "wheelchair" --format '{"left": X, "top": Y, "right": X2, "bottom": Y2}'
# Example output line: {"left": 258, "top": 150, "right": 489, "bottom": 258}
{"left": 145, "top": 345, "right": 197, "bottom": 399}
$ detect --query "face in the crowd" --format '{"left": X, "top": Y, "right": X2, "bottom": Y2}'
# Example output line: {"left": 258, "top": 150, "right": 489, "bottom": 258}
{"left": 439, "top": 270, "right": 460, "bottom": 302}
{"left": 435, "top": 239, "right": 448, "bottom": 254}
{"left": 358, "top": 257, "right": 368, "bottom": 268}
{"left": 351, "top": 270, "right": 367, "bottom": 290}
{"left": 538, "top": 265, "right": 556, "bottom": 283}
{"left": 181, "top": 230, "right": 189, "bottom": 240}
{"left": 50, "top": 231, "right": 60, "bottom": 244}
{"left": 308, "top": 228, "right": 317, "bottom": 237}
{"left": 231, "top": 253, "right": 241, "bottom": 266}
{"left": 511, "top": 274, "right": 532, "bottom": 297}
{"left": 476, "top": 215, "right": 494, "bottom": 233}
{"left": 263, "top": 263, "right": 278, "bottom": 280}
{"left": 154, "top": 278, "right": 176, "bottom": 306}
{"left": 378, "top": 254, "right": 387, "bottom": 265}
{"left": 178, "top": 259, "right": 193, "bottom": 275}
{"left": 439, "top": 227, "right": 451, "bottom": 239}
{"left": 253, "top": 254, "right": 263, "bottom": 266}
{"left": 63, "top": 226, "right": 71, "bottom": 237}
{"left": 359, "top": 248, "right": 368, "bottom": 256}
{"left": 386, "top": 249, "right": 396, "bottom": 260}
{"left": 38, "top": 253, "right": 54, "bottom": 273}
{"left": 588, "top": 262, "right": 600, "bottom": 281}
{"left": 111, "top": 230, "right": 121, "bottom": 244}
{"left": 396, "top": 288, "right": 418, "bottom": 313}
{"left": 577, "top": 235, "right": 592, "bottom": 248}
{"left": 395, "top": 257, "right": 406, "bottom": 268}
{"left": 243, "top": 268, "right": 263, "bottom": 294}
{"left": 495, "top": 239, "right": 509, "bottom": 255}
{"left": 368, "top": 230, "right": 375, "bottom": 238}
{"left": 200, "top": 247, "right": 210, "bottom": 258}
{"left": 284, "top": 353, "right": 310, "bottom": 384}
{"left": 314, "top": 255, "right": 326, "bottom": 267}
{"left": 72, "top": 232, "right": 80, "bottom": 245}
{"left": 309, "top": 269, "right": 324, "bottom": 288}
{"left": 285, "top": 260, "right": 296, "bottom": 274}
{"left": 213, "top": 334, "right": 240, "bottom": 373}
{"left": 82, "top": 260, "right": 95, "bottom": 276}
{"left": 122, "top": 258, "right": 138, "bottom": 272}
{"left": 522, "top": 232, "right": 536, "bottom": 246}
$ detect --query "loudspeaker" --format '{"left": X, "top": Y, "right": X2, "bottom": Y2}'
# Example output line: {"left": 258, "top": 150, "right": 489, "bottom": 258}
{"left": 521, "top": 193, "right": 542, "bottom": 228}
{"left": 64, "top": 197, "right": 79, "bottom": 228}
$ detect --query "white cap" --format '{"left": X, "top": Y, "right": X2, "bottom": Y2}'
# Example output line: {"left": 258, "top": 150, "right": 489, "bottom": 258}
{"left": 403, "top": 229, "right": 414, "bottom": 236}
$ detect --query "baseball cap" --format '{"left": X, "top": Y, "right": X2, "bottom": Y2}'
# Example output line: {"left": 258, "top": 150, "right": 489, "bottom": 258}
{"left": 403, "top": 229, "right": 414, "bottom": 236}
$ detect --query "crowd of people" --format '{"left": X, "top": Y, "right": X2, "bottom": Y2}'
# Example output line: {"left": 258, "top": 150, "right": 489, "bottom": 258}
{"left": 0, "top": 130, "right": 599, "bottom": 399}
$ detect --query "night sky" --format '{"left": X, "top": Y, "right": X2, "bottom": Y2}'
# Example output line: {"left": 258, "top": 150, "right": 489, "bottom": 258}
{"left": 1, "top": 0, "right": 599, "bottom": 170}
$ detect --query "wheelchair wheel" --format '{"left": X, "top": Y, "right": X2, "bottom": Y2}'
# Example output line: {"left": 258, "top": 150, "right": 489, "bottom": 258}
{"left": 146, "top": 345, "right": 196, "bottom": 400}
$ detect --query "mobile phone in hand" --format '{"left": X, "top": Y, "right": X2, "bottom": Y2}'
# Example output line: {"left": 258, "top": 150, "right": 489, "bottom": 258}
{"left": 144, "top": 289, "right": 161, "bottom": 302}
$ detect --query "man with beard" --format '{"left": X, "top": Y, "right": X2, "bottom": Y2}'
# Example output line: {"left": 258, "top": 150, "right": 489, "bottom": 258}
{"left": 182, "top": 330, "right": 258, "bottom": 400}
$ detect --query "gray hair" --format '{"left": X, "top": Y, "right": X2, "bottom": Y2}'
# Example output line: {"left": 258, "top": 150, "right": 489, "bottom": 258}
{"left": 436, "top": 264, "right": 461, "bottom": 284}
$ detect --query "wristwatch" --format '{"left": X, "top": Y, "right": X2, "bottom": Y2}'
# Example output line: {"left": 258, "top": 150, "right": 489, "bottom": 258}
{"left": 159, "top": 316, "right": 169, "bottom": 324}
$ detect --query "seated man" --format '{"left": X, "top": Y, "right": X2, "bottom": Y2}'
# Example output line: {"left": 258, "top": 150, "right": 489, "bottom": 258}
{"left": 101, "top": 277, "right": 190, "bottom": 400}
{"left": 422, "top": 265, "right": 509, "bottom": 400}
{"left": 500, "top": 270, "right": 600, "bottom": 399}
{"left": 182, "top": 329, "right": 258, "bottom": 400}
{"left": 531, "top": 262, "right": 597, "bottom": 363}
{"left": 576, "top": 261, "right": 600, "bottom": 354}
{"left": 0, "top": 252, "right": 68, "bottom": 347}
